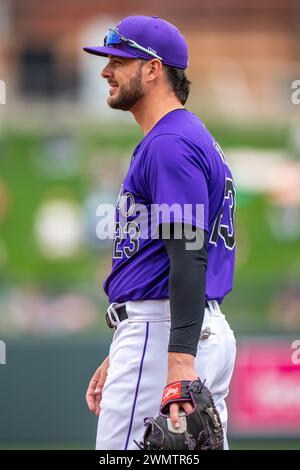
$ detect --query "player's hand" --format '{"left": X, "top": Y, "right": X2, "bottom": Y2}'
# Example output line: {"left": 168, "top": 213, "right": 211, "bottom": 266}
{"left": 86, "top": 356, "right": 109, "bottom": 417}
{"left": 166, "top": 352, "right": 198, "bottom": 430}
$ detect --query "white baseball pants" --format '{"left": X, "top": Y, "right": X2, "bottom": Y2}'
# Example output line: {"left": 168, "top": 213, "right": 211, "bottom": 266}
{"left": 96, "top": 299, "right": 236, "bottom": 450}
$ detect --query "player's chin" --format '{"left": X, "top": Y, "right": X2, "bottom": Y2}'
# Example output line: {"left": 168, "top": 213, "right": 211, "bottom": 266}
{"left": 107, "top": 97, "right": 128, "bottom": 110}
{"left": 107, "top": 97, "right": 120, "bottom": 109}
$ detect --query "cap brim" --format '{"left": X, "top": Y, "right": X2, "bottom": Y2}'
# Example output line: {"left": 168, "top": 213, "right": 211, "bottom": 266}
{"left": 83, "top": 46, "right": 138, "bottom": 60}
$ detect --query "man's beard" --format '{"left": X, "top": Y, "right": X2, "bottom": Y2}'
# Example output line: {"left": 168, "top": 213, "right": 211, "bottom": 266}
{"left": 108, "top": 68, "right": 145, "bottom": 111}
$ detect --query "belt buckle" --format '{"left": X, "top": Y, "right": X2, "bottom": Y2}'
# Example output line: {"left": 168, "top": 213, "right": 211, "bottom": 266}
{"left": 106, "top": 303, "right": 120, "bottom": 329}
{"left": 105, "top": 311, "right": 114, "bottom": 329}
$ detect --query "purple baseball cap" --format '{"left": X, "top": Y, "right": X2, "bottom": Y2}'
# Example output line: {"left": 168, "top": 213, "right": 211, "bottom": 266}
{"left": 83, "top": 15, "right": 188, "bottom": 69}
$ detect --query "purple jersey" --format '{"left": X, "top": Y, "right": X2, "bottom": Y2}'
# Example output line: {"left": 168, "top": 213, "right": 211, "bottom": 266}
{"left": 103, "top": 109, "right": 236, "bottom": 304}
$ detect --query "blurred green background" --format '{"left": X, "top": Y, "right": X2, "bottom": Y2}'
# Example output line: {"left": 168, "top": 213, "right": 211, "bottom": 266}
{"left": 1, "top": 0, "right": 300, "bottom": 450}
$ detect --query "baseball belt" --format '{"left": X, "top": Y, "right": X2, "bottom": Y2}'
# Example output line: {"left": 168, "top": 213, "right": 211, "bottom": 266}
{"left": 106, "top": 301, "right": 215, "bottom": 329}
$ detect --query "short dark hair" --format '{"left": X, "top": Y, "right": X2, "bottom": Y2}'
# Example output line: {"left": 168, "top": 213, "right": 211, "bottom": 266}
{"left": 163, "top": 65, "right": 191, "bottom": 105}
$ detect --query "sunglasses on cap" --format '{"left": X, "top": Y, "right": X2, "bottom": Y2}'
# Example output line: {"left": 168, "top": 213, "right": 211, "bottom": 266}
{"left": 104, "top": 29, "right": 163, "bottom": 61}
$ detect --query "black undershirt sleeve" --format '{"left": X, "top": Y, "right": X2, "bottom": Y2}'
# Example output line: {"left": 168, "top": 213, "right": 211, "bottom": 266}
{"left": 160, "top": 223, "right": 208, "bottom": 357}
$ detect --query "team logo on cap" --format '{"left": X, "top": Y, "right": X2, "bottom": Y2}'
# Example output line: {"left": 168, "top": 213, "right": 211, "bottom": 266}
{"left": 148, "top": 47, "right": 158, "bottom": 55}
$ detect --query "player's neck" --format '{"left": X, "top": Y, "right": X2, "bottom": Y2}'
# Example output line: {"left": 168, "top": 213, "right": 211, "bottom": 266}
{"left": 131, "top": 93, "right": 184, "bottom": 136}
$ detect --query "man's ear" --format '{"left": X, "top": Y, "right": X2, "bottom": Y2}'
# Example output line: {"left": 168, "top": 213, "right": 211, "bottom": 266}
{"left": 144, "top": 59, "right": 163, "bottom": 82}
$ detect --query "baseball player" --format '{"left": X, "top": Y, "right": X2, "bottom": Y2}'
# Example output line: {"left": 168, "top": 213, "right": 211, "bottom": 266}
{"left": 84, "top": 15, "right": 236, "bottom": 450}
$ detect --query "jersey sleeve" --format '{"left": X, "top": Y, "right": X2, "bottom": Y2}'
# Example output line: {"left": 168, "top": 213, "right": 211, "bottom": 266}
{"left": 143, "top": 134, "right": 209, "bottom": 231}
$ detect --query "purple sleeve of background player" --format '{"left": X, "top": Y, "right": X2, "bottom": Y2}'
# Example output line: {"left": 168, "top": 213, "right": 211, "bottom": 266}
{"left": 143, "top": 134, "right": 209, "bottom": 231}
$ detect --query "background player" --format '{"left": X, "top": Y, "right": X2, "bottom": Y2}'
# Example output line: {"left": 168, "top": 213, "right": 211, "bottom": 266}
{"left": 84, "top": 15, "right": 236, "bottom": 450}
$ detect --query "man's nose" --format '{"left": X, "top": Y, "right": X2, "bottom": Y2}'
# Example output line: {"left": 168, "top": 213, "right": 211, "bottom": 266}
{"left": 101, "top": 64, "right": 113, "bottom": 79}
